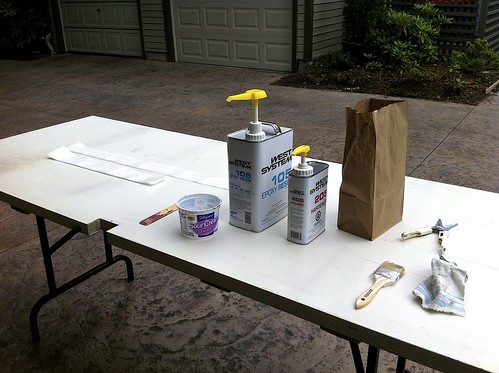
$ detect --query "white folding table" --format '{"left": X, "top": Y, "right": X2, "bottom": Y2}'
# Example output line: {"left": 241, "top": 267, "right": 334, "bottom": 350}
{"left": 1, "top": 116, "right": 497, "bottom": 373}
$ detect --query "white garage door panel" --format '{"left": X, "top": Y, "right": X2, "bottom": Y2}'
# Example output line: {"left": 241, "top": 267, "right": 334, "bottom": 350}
{"left": 65, "top": 30, "right": 86, "bottom": 50}
{"left": 87, "top": 31, "right": 104, "bottom": 52}
{"left": 105, "top": 31, "right": 123, "bottom": 52}
{"left": 101, "top": 5, "right": 122, "bottom": 27}
{"left": 61, "top": 1, "right": 142, "bottom": 57}
{"left": 178, "top": 8, "right": 201, "bottom": 28}
{"left": 122, "top": 4, "right": 140, "bottom": 26}
{"left": 180, "top": 38, "right": 203, "bottom": 59}
{"left": 123, "top": 32, "right": 142, "bottom": 54}
{"left": 64, "top": 29, "right": 142, "bottom": 55}
{"left": 206, "top": 8, "right": 228, "bottom": 28}
{"left": 83, "top": 6, "right": 101, "bottom": 27}
{"left": 207, "top": 40, "right": 230, "bottom": 61}
{"left": 267, "top": 44, "right": 291, "bottom": 65}
{"left": 173, "top": 0, "right": 293, "bottom": 71}
{"left": 265, "top": 9, "right": 292, "bottom": 31}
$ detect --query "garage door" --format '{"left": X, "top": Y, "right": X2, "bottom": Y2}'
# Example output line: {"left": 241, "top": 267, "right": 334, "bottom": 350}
{"left": 172, "top": 0, "right": 293, "bottom": 71}
{"left": 60, "top": 0, "right": 142, "bottom": 56}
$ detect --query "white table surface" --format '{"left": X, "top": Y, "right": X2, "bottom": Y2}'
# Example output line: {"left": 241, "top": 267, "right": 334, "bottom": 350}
{"left": 1, "top": 116, "right": 498, "bottom": 372}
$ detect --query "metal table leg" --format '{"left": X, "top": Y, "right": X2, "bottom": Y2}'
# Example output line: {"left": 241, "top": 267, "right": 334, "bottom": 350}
{"left": 29, "top": 216, "right": 134, "bottom": 341}
{"left": 321, "top": 326, "right": 367, "bottom": 373}
{"left": 349, "top": 340, "right": 366, "bottom": 373}
{"left": 366, "top": 345, "right": 380, "bottom": 373}
{"left": 322, "top": 326, "right": 407, "bottom": 373}
{"left": 396, "top": 356, "right": 407, "bottom": 373}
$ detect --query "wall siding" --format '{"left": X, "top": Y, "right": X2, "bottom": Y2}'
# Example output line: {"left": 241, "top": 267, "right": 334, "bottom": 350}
{"left": 483, "top": 0, "right": 499, "bottom": 51}
{"left": 297, "top": 0, "right": 306, "bottom": 60}
{"left": 311, "top": 0, "right": 343, "bottom": 58}
{"left": 139, "top": 0, "right": 167, "bottom": 60}
{"left": 298, "top": 0, "right": 343, "bottom": 63}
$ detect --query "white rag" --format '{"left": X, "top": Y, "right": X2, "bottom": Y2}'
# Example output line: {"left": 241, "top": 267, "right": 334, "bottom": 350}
{"left": 413, "top": 257, "right": 468, "bottom": 317}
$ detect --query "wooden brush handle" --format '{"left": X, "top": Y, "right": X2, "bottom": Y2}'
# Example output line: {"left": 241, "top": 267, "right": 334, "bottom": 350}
{"left": 355, "top": 277, "right": 394, "bottom": 309}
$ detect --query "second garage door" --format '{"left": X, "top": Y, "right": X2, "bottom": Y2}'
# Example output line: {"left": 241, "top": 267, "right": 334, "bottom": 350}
{"left": 60, "top": 0, "right": 143, "bottom": 56}
{"left": 172, "top": 0, "right": 293, "bottom": 71}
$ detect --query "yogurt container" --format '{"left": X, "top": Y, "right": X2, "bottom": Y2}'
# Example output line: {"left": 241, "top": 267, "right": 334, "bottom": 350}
{"left": 176, "top": 194, "right": 222, "bottom": 239}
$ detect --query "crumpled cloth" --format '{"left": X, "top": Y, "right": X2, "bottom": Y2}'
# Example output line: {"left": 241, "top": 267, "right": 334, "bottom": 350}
{"left": 413, "top": 257, "right": 468, "bottom": 316}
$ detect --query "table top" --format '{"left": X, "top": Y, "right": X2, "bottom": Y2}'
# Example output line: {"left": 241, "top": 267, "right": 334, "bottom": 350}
{"left": 1, "top": 116, "right": 498, "bottom": 372}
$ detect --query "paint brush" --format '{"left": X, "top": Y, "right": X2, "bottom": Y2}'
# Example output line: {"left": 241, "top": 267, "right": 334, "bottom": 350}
{"left": 355, "top": 261, "right": 405, "bottom": 309}
{"left": 139, "top": 204, "right": 178, "bottom": 226}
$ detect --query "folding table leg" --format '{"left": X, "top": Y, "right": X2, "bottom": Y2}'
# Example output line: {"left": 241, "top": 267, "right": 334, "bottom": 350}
{"left": 320, "top": 326, "right": 366, "bottom": 373}
{"left": 366, "top": 345, "right": 380, "bottom": 373}
{"left": 396, "top": 356, "right": 407, "bottom": 373}
{"left": 29, "top": 216, "right": 134, "bottom": 341}
{"left": 349, "top": 340, "right": 366, "bottom": 373}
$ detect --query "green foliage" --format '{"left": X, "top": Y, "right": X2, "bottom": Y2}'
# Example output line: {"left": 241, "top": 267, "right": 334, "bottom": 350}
{"left": 451, "top": 76, "right": 464, "bottom": 94}
{"left": 448, "top": 38, "right": 499, "bottom": 75}
{"left": 0, "top": 0, "right": 48, "bottom": 52}
{"left": 364, "top": 53, "right": 384, "bottom": 71}
{"left": 343, "top": 0, "right": 386, "bottom": 44}
{"left": 413, "top": 3, "right": 452, "bottom": 31}
{"left": 313, "top": 51, "right": 356, "bottom": 69}
{"left": 445, "top": 38, "right": 499, "bottom": 93}
{"left": 365, "top": 3, "right": 451, "bottom": 76}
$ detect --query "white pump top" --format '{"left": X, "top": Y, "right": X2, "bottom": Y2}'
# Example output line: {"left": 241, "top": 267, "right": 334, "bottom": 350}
{"left": 226, "top": 89, "right": 267, "bottom": 142}
{"left": 292, "top": 145, "right": 314, "bottom": 177}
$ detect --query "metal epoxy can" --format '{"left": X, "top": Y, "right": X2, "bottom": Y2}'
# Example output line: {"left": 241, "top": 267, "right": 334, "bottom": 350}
{"left": 287, "top": 157, "right": 329, "bottom": 244}
{"left": 226, "top": 89, "right": 293, "bottom": 233}
{"left": 227, "top": 125, "right": 293, "bottom": 232}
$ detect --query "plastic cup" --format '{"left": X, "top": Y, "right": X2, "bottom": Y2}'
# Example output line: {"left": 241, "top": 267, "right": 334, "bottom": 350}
{"left": 176, "top": 194, "right": 221, "bottom": 239}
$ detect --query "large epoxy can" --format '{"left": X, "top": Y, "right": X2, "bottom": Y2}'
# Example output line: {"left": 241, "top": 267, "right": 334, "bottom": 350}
{"left": 287, "top": 161, "right": 329, "bottom": 244}
{"left": 227, "top": 125, "right": 293, "bottom": 232}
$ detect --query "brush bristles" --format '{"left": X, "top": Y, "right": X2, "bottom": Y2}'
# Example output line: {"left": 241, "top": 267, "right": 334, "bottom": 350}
{"left": 375, "top": 261, "right": 405, "bottom": 280}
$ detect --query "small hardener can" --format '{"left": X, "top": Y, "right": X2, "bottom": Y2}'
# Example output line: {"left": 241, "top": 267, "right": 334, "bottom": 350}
{"left": 287, "top": 145, "right": 329, "bottom": 244}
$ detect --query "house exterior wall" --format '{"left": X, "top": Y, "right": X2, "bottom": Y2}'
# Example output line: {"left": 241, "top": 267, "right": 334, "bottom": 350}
{"left": 296, "top": 0, "right": 306, "bottom": 60}
{"left": 49, "top": 0, "right": 495, "bottom": 68}
{"left": 310, "top": 0, "right": 344, "bottom": 59}
{"left": 139, "top": 0, "right": 168, "bottom": 60}
{"left": 481, "top": 0, "right": 499, "bottom": 51}
{"left": 297, "top": 0, "right": 344, "bottom": 64}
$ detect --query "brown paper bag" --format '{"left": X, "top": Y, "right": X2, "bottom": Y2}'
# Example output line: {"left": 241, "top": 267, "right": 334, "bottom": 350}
{"left": 337, "top": 98, "right": 408, "bottom": 240}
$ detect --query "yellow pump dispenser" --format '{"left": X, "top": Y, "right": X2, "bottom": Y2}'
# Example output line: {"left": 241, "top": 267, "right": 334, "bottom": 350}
{"left": 227, "top": 89, "right": 267, "bottom": 141}
{"left": 292, "top": 145, "right": 314, "bottom": 177}
{"left": 226, "top": 88, "right": 294, "bottom": 232}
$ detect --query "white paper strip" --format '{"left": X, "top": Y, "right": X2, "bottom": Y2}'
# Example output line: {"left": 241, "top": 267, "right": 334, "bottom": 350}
{"left": 68, "top": 142, "right": 177, "bottom": 176}
{"left": 48, "top": 143, "right": 227, "bottom": 189}
{"left": 48, "top": 146, "right": 165, "bottom": 185}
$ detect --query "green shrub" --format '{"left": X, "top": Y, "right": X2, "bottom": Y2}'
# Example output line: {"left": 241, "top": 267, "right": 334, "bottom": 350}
{"left": 365, "top": 3, "right": 451, "bottom": 76}
{"left": 313, "top": 51, "right": 356, "bottom": 69}
{"left": 0, "top": 0, "right": 48, "bottom": 53}
{"left": 448, "top": 38, "right": 499, "bottom": 75}
{"left": 343, "top": 0, "right": 386, "bottom": 45}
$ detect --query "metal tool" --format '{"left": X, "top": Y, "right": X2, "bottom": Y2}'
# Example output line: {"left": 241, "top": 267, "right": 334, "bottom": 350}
{"left": 401, "top": 219, "right": 457, "bottom": 254}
